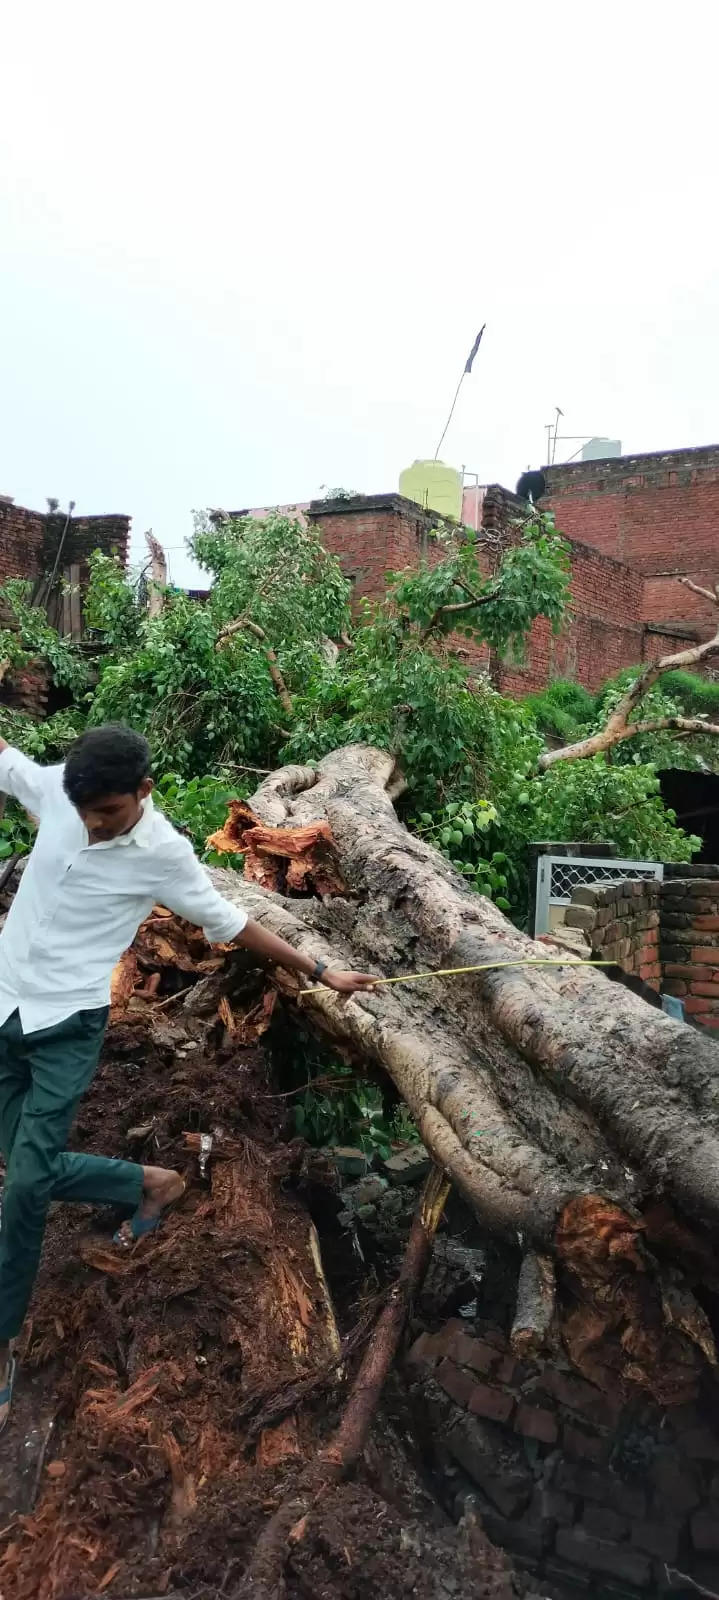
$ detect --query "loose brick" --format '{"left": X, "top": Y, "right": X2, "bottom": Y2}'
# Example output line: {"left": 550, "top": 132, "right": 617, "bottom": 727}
{"left": 447, "top": 1331, "right": 499, "bottom": 1377}
{"left": 692, "top": 1509, "right": 719, "bottom": 1552}
{"left": 515, "top": 1404, "right": 558, "bottom": 1445}
{"left": 563, "top": 1424, "right": 605, "bottom": 1464}
{"left": 544, "top": 1369, "right": 616, "bottom": 1423}
{"left": 469, "top": 1382, "right": 515, "bottom": 1425}
{"left": 583, "top": 1505, "right": 629, "bottom": 1542}
{"left": 432, "top": 1319, "right": 468, "bottom": 1358}
{"left": 565, "top": 906, "right": 598, "bottom": 931}
{"left": 406, "top": 1331, "right": 440, "bottom": 1370}
{"left": 555, "top": 1463, "right": 610, "bottom": 1502}
{"left": 684, "top": 995, "right": 715, "bottom": 1014}
{"left": 614, "top": 1483, "right": 649, "bottom": 1520}
{"left": 531, "top": 1485, "right": 577, "bottom": 1526}
{"left": 494, "top": 1354, "right": 519, "bottom": 1385}
{"left": 554, "top": 1527, "right": 651, "bottom": 1587}
{"left": 631, "top": 1518, "right": 679, "bottom": 1562}
{"left": 436, "top": 1358, "right": 476, "bottom": 1410}
{"left": 481, "top": 1508, "right": 546, "bottom": 1561}
{"left": 571, "top": 887, "right": 603, "bottom": 907}
{"left": 544, "top": 1557, "right": 592, "bottom": 1591}
{"left": 651, "top": 1451, "right": 701, "bottom": 1515}
{"left": 680, "top": 1427, "right": 719, "bottom": 1461}
{"left": 445, "top": 1414, "right": 532, "bottom": 1517}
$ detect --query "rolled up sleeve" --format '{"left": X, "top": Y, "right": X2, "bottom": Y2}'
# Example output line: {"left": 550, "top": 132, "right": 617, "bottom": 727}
{"left": 0, "top": 747, "right": 54, "bottom": 819}
{"left": 162, "top": 841, "right": 249, "bottom": 944}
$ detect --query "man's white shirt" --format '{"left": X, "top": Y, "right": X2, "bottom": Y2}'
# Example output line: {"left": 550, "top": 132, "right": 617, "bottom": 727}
{"left": 0, "top": 747, "right": 248, "bottom": 1034}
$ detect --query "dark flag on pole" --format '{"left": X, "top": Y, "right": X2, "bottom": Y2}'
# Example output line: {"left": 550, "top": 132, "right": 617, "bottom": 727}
{"left": 464, "top": 324, "right": 486, "bottom": 375}
{"left": 434, "top": 322, "right": 487, "bottom": 460}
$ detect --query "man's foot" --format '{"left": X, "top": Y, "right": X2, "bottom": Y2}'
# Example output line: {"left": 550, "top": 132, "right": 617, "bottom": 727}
{"left": 114, "top": 1166, "right": 185, "bottom": 1248}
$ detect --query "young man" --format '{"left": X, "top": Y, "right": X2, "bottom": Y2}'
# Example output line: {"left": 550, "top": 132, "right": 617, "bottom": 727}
{"left": 0, "top": 724, "right": 373, "bottom": 1432}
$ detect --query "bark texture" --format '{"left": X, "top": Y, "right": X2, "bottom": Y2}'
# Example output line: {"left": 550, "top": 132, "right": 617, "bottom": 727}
{"left": 208, "top": 743, "right": 719, "bottom": 1400}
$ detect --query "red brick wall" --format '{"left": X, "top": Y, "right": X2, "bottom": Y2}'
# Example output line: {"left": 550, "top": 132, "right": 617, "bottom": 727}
{"left": 0, "top": 497, "right": 130, "bottom": 591}
{"left": 308, "top": 479, "right": 716, "bottom": 697}
{"left": 544, "top": 445, "right": 719, "bottom": 636}
{"left": 564, "top": 880, "right": 661, "bottom": 990}
{"left": 309, "top": 491, "right": 654, "bottom": 696}
{"left": 309, "top": 493, "right": 441, "bottom": 606}
{"left": 496, "top": 539, "right": 645, "bottom": 697}
{"left": 661, "top": 867, "right": 719, "bottom": 1031}
{"left": 0, "top": 499, "right": 46, "bottom": 586}
{"left": 409, "top": 1315, "right": 719, "bottom": 1593}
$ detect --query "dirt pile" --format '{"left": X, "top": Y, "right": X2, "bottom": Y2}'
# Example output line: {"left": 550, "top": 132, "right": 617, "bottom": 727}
{"left": 0, "top": 915, "right": 518, "bottom": 1599}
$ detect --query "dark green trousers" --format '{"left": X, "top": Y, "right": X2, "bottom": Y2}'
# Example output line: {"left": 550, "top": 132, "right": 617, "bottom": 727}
{"left": 0, "top": 1008, "right": 143, "bottom": 1342}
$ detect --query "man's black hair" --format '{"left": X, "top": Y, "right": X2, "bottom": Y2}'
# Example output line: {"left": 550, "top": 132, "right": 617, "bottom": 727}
{"left": 63, "top": 725, "right": 151, "bottom": 805}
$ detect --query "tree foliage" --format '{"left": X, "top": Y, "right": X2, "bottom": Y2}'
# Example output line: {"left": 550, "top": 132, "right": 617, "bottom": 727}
{"left": 0, "top": 509, "right": 705, "bottom": 919}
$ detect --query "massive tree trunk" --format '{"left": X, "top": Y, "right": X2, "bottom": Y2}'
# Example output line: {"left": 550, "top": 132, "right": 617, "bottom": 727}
{"left": 207, "top": 743, "right": 719, "bottom": 1402}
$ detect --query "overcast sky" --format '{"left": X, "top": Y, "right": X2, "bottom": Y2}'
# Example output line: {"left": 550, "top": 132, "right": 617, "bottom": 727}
{"left": 2, "top": 2, "right": 717, "bottom": 588}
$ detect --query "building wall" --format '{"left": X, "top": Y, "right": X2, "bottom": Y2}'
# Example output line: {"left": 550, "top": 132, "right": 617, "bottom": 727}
{"left": 229, "top": 451, "right": 719, "bottom": 698}
{"left": 309, "top": 491, "right": 651, "bottom": 696}
{"left": 660, "top": 865, "right": 719, "bottom": 1030}
{"left": 543, "top": 445, "right": 719, "bottom": 635}
{"left": 0, "top": 499, "right": 46, "bottom": 586}
{"left": 309, "top": 493, "right": 444, "bottom": 606}
{"left": 564, "top": 880, "right": 661, "bottom": 990}
{"left": 0, "top": 497, "right": 130, "bottom": 591}
{"left": 409, "top": 1316, "right": 719, "bottom": 1595}
{"left": 496, "top": 538, "right": 645, "bottom": 698}
{"left": 562, "top": 869, "right": 719, "bottom": 1031}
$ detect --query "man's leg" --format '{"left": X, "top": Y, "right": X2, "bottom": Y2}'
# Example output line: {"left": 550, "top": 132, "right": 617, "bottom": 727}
{"left": 0, "top": 1011, "right": 30, "bottom": 1430}
{"left": 0, "top": 1008, "right": 180, "bottom": 1368}
{"left": 0, "top": 1009, "right": 118, "bottom": 1351}
{"left": 0, "top": 1012, "right": 31, "bottom": 1166}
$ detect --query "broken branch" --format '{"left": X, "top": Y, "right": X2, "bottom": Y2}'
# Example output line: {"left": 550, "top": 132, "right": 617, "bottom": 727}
{"left": 239, "top": 1166, "right": 450, "bottom": 1599}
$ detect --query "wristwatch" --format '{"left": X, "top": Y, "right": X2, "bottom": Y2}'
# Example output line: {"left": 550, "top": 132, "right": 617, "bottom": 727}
{"left": 312, "top": 959, "right": 328, "bottom": 982}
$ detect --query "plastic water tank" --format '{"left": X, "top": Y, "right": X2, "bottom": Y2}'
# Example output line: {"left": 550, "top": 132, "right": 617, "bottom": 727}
{"left": 399, "top": 460, "right": 463, "bottom": 520}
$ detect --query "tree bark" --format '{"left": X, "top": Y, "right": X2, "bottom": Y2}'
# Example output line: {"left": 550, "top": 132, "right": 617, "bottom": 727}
{"left": 144, "top": 530, "right": 167, "bottom": 620}
{"left": 207, "top": 743, "right": 719, "bottom": 1400}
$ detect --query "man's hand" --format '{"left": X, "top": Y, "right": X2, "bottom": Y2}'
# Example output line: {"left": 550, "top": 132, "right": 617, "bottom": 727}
{"left": 321, "top": 969, "right": 376, "bottom": 994}
{"left": 234, "top": 920, "right": 376, "bottom": 993}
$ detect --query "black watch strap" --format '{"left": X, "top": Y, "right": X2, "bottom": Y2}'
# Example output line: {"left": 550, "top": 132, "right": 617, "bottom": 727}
{"left": 313, "top": 959, "right": 328, "bottom": 982}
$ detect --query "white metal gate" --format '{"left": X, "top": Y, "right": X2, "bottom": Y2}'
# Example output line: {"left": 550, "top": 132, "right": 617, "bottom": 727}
{"left": 533, "top": 854, "right": 664, "bottom": 936}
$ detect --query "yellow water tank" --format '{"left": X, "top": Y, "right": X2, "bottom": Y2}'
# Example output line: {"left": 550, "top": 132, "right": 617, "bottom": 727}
{"left": 399, "top": 460, "right": 462, "bottom": 520}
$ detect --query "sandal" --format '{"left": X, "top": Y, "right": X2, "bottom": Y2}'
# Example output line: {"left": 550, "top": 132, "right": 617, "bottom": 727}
{"left": 113, "top": 1181, "right": 186, "bottom": 1249}
{"left": 0, "top": 1356, "right": 17, "bottom": 1437}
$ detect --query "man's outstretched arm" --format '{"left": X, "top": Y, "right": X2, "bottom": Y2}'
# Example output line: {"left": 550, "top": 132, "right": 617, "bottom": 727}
{"left": 162, "top": 842, "right": 375, "bottom": 993}
{"left": 0, "top": 739, "right": 52, "bottom": 820}
{"left": 232, "top": 916, "right": 374, "bottom": 994}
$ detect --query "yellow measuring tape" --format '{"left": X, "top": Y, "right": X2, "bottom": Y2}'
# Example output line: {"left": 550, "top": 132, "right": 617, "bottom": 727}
{"left": 298, "top": 957, "right": 614, "bottom": 1001}
{"left": 365, "top": 958, "right": 613, "bottom": 988}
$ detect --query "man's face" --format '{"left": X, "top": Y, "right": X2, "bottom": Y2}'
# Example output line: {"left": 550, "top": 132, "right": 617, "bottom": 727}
{"left": 76, "top": 779, "right": 153, "bottom": 844}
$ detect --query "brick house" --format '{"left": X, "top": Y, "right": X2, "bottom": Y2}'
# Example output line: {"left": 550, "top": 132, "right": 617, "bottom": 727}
{"left": 0, "top": 495, "right": 130, "bottom": 717}
{"left": 235, "top": 443, "right": 719, "bottom": 699}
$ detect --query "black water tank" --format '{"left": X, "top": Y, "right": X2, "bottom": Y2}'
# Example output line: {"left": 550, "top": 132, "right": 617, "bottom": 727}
{"left": 516, "top": 469, "right": 547, "bottom": 503}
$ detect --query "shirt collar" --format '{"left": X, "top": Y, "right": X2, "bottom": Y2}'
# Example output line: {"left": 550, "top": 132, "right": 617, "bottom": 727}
{"left": 90, "top": 794, "right": 156, "bottom": 851}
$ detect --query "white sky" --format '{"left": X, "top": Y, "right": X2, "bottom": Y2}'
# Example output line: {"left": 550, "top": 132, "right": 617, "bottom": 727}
{"left": 1, "top": 2, "right": 718, "bottom": 588}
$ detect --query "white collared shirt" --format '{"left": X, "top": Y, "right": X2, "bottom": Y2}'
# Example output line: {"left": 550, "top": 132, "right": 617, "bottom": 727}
{"left": 0, "top": 747, "right": 248, "bottom": 1034}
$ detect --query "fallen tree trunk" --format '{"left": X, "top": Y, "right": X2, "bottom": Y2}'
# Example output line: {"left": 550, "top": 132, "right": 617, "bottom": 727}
{"left": 207, "top": 742, "right": 719, "bottom": 1402}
